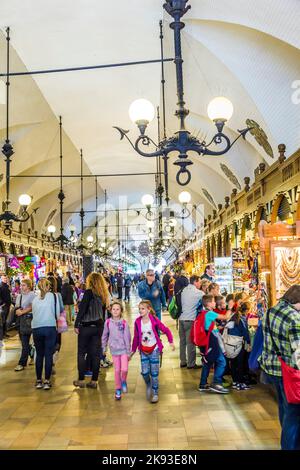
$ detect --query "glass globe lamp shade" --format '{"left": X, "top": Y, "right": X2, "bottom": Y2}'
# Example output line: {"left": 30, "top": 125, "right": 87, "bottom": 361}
{"left": 87, "top": 235, "right": 94, "bottom": 243}
{"left": 207, "top": 97, "right": 233, "bottom": 122}
{"left": 178, "top": 191, "right": 191, "bottom": 204}
{"left": 146, "top": 220, "right": 155, "bottom": 229}
{"left": 141, "top": 194, "right": 154, "bottom": 207}
{"left": 169, "top": 218, "right": 177, "bottom": 227}
{"left": 47, "top": 225, "right": 56, "bottom": 234}
{"left": 100, "top": 242, "right": 106, "bottom": 248}
{"left": 18, "top": 194, "right": 31, "bottom": 206}
{"left": 69, "top": 224, "right": 76, "bottom": 233}
{"left": 129, "top": 99, "right": 155, "bottom": 125}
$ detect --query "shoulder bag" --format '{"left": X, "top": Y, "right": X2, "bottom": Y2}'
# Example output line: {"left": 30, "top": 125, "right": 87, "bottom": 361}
{"left": 222, "top": 316, "right": 244, "bottom": 359}
{"left": 18, "top": 295, "right": 33, "bottom": 336}
{"left": 53, "top": 293, "right": 68, "bottom": 333}
{"left": 267, "top": 308, "right": 300, "bottom": 404}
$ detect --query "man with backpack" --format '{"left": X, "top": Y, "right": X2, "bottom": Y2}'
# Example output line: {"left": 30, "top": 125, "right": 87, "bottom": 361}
{"left": 179, "top": 275, "right": 203, "bottom": 369}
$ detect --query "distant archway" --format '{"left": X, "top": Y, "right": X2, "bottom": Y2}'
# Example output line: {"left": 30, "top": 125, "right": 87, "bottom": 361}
{"left": 271, "top": 194, "right": 292, "bottom": 223}
{"left": 223, "top": 227, "right": 231, "bottom": 257}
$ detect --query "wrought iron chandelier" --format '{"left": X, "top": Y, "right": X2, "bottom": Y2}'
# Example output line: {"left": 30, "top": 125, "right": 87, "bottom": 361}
{"left": 47, "top": 117, "right": 76, "bottom": 249}
{"left": 115, "top": 0, "right": 251, "bottom": 186}
{"left": 0, "top": 28, "right": 36, "bottom": 236}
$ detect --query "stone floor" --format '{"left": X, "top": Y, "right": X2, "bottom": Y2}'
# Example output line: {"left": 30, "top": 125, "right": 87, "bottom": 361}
{"left": 0, "top": 291, "right": 281, "bottom": 450}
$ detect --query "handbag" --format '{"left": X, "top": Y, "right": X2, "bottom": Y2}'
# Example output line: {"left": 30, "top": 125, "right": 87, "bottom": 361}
{"left": 16, "top": 295, "right": 32, "bottom": 335}
{"left": 52, "top": 293, "right": 68, "bottom": 334}
{"left": 267, "top": 308, "right": 300, "bottom": 404}
{"left": 222, "top": 317, "right": 244, "bottom": 359}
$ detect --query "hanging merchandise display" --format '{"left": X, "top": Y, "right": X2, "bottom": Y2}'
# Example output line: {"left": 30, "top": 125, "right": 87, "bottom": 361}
{"left": 231, "top": 247, "right": 251, "bottom": 291}
{"left": 214, "top": 257, "right": 234, "bottom": 294}
{"left": 272, "top": 244, "right": 300, "bottom": 301}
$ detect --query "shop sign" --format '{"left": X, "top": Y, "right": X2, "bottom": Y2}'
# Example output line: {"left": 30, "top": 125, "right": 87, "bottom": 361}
{"left": 214, "top": 257, "right": 233, "bottom": 294}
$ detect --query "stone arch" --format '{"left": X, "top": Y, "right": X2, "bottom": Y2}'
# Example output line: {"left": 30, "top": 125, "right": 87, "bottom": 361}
{"left": 255, "top": 206, "right": 268, "bottom": 234}
{"left": 271, "top": 193, "right": 293, "bottom": 223}
{"left": 211, "top": 235, "right": 216, "bottom": 261}
{"left": 217, "top": 231, "right": 222, "bottom": 257}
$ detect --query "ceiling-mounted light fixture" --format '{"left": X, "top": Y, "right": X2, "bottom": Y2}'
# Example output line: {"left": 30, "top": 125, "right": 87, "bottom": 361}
{"left": 0, "top": 28, "right": 37, "bottom": 236}
{"left": 114, "top": 1, "right": 252, "bottom": 186}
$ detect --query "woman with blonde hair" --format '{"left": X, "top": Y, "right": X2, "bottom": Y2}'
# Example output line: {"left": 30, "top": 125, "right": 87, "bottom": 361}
{"left": 31, "top": 278, "right": 61, "bottom": 390}
{"left": 74, "top": 272, "right": 110, "bottom": 389}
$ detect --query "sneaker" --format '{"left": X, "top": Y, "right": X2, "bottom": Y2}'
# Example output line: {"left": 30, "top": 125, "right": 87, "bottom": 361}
{"left": 198, "top": 384, "right": 210, "bottom": 392}
{"left": 73, "top": 380, "right": 86, "bottom": 388}
{"left": 43, "top": 381, "right": 52, "bottom": 390}
{"left": 86, "top": 381, "right": 98, "bottom": 389}
{"left": 187, "top": 364, "right": 202, "bottom": 369}
{"left": 151, "top": 395, "right": 159, "bottom": 404}
{"left": 35, "top": 380, "right": 44, "bottom": 389}
{"left": 104, "top": 358, "right": 113, "bottom": 367}
{"left": 84, "top": 371, "right": 93, "bottom": 377}
{"left": 115, "top": 389, "right": 122, "bottom": 400}
{"left": 100, "top": 360, "right": 109, "bottom": 368}
{"left": 232, "top": 382, "right": 239, "bottom": 389}
{"left": 237, "top": 383, "right": 251, "bottom": 391}
{"left": 209, "top": 384, "right": 229, "bottom": 394}
{"left": 146, "top": 382, "right": 152, "bottom": 401}
{"left": 180, "top": 363, "right": 187, "bottom": 368}
{"left": 121, "top": 381, "right": 128, "bottom": 394}
{"left": 14, "top": 365, "right": 25, "bottom": 372}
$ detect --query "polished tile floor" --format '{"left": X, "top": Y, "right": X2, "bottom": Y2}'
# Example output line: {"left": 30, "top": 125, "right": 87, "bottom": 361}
{"left": 0, "top": 292, "right": 281, "bottom": 450}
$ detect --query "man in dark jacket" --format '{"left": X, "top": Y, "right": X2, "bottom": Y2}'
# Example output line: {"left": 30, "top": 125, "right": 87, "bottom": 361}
{"left": 201, "top": 264, "right": 215, "bottom": 282}
{"left": 138, "top": 269, "right": 166, "bottom": 320}
{"left": 0, "top": 275, "right": 12, "bottom": 338}
{"left": 117, "top": 273, "right": 124, "bottom": 300}
{"left": 61, "top": 278, "right": 75, "bottom": 326}
{"left": 162, "top": 271, "right": 171, "bottom": 301}
{"left": 174, "top": 270, "right": 189, "bottom": 318}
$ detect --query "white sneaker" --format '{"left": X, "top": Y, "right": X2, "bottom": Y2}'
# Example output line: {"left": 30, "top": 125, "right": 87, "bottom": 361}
{"left": 151, "top": 395, "right": 159, "bottom": 404}
{"left": 14, "top": 365, "right": 25, "bottom": 372}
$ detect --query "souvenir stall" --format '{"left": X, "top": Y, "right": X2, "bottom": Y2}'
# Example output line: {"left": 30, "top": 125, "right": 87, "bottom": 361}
{"left": 259, "top": 220, "right": 300, "bottom": 305}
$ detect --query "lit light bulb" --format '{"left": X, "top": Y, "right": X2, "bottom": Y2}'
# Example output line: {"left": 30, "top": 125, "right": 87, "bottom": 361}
{"left": 18, "top": 194, "right": 32, "bottom": 206}
{"left": 146, "top": 220, "right": 155, "bottom": 229}
{"left": 178, "top": 191, "right": 191, "bottom": 204}
{"left": 87, "top": 235, "right": 94, "bottom": 243}
{"left": 47, "top": 225, "right": 56, "bottom": 234}
{"left": 141, "top": 194, "right": 154, "bottom": 207}
{"left": 129, "top": 99, "right": 155, "bottom": 124}
{"left": 100, "top": 242, "right": 106, "bottom": 248}
{"left": 207, "top": 97, "right": 233, "bottom": 122}
{"left": 69, "top": 224, "right": 76, "bottom": 233}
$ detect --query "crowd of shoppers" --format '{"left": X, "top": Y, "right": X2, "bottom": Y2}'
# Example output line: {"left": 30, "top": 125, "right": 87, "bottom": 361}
{"left": 1, "top": 265, "right": 300, "bottom": 449}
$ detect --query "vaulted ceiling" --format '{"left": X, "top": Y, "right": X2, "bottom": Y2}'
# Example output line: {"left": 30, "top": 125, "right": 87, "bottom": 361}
{"left": 1, "top": 0, "right": 300, "bottom": 250}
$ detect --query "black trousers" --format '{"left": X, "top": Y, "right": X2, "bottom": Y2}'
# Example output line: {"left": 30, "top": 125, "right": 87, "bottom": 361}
{"left": 230, "top": 349, "right": 245, "bottom": 383}
{"left": 18, "top": 333, "right": 32, "bottom": 366}
{"left": 77, "top": 323, "right": 103, "bottom": 381}
{"left": 117, "top": 287, "right": 123, "bottom": 299}
{"left": 1, "top": 304, "right": 11, "bottom": 336}
{"left": 124, "top": 287, "right": 130, "bottom": 300}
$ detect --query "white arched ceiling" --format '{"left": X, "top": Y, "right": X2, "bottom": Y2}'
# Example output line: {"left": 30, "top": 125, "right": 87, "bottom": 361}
{"left": 1, "top": 0, "right": 300, "bottom": 241}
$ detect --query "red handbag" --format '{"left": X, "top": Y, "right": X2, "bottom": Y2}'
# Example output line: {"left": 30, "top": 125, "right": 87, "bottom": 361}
{"left": 278, "top": 357, "right": 300, "bottom": 405}
{"left": 267, "top": 308, "right": 300, "bottom": 404}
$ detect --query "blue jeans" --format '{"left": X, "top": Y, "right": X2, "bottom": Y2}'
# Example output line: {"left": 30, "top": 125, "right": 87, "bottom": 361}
{"left": 266, "top": 373, "right": 300, "bottom": 450}
{"left": 200, "top": 350, "right": 226, "bottom": 387}
{"left": 33, "top": 327, "right": 57, "bottom": 381}
{"left": 141, "top": 348, "right": 160, "bottom": 395}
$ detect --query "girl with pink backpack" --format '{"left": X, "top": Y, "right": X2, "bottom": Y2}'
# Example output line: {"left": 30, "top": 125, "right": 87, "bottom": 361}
{"left": 101, "top": 301, "right": 131, "bottom": 400}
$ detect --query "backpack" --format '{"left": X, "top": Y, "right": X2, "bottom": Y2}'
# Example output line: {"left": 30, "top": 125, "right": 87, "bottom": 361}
{"left": 83, "top": 294, "right": 104, "bottom": 323}
{"left": 248, "top": 321, "right": 263, "bottom": 372}
{"left": 168, "top": 296, "right": 179, "bottom": 320}
{"left": 190, "top": 311, "right": 214, "bottom": 354}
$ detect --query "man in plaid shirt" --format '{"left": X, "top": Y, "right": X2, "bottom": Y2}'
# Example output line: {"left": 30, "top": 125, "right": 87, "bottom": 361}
{"left": 259, "top": 285, "right": 300, "bottom": 450}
